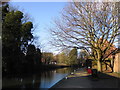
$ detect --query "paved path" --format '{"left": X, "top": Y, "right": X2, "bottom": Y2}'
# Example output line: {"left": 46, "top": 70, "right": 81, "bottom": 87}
{"left": 50, "top": 68, "right": 120, "bottom": 89}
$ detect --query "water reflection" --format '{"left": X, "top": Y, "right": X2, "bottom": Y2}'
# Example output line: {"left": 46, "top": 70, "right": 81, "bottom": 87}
{"left": 3, "top": 67, "right": 79, "bottom": 89}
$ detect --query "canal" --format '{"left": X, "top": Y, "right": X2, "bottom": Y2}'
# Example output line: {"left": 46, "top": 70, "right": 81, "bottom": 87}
{"left": 3, "top": 67, "right": 79, "bottom": 89}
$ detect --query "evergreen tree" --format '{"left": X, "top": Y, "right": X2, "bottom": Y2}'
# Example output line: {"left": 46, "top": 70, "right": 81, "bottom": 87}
{"left": 2, "top": 4, "right": 34, "bottom": 74}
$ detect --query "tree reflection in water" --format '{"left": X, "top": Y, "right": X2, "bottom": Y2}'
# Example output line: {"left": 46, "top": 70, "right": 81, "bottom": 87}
{"left": 3, "top": 67, "right": 79, "bottom": 89}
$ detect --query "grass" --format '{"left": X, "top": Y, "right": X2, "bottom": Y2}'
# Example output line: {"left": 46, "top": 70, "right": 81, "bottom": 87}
{"left": 106, "top": 72, "right": 120, "bottom": 78}
{"left": 92, "top": 65, "right": 120, "bottom": 78}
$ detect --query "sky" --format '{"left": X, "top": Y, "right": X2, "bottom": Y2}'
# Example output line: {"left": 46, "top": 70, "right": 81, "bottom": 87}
{"left": 7, "top": 0, "right": 120, "bottom": 54}
{"left": 9, "top": 1, "right": 67, "bottom": 54}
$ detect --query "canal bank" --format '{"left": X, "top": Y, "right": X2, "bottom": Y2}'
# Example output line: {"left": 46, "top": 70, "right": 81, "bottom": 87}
{"left": 50, "top": 68, "right": 120, "bottom": 89}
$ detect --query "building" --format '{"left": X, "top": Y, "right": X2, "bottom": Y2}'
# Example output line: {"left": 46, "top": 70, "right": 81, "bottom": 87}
{"left": 114, "top": 49, "right": 120, "bottom": 73}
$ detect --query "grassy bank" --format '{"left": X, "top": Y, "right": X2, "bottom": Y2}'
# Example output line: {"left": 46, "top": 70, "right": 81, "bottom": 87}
{"left": 105, "top": 72, "right": 120, "bottom": 78}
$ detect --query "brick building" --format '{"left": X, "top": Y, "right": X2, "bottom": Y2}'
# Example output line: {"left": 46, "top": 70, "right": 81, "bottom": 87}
{"left": 114, "top": 49, "right": 120, "bottom": 73}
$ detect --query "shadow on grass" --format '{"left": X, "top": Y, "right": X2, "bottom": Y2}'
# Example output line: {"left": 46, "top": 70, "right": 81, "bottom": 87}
{"left": 50, "top": 71, "right": 120, "bottom": 89}
{"left": 87, "top": 72, "right": 120, "bottom": 88}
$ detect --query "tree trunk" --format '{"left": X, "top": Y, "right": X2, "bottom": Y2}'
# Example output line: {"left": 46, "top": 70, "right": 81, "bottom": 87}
{"left": 111, "top": 55, "right": 115, "bottom": 72}
{"left": 97, "top": 60, "right": 102, "bottom": 72}
{"left": 97, "top": 50, "right": 102, "bottom": 72}
{"left": 105, "top": 63, "right": 108, "bottom": 71}
{"left": 111, "top": 59, "right": 114, "bottom": 72}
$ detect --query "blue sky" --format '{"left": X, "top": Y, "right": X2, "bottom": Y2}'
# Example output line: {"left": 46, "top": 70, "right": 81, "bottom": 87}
{"left": 9, "top": 2, "right": 67, "bottom": 53}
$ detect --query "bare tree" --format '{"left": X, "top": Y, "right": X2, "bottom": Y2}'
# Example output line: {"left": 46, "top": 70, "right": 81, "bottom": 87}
{"left": 50, "top": 2, "right": 120, "bottom": 72}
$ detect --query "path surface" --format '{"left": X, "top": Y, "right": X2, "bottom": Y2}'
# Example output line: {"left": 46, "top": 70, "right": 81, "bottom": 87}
{"left": 50, "top": 68, "right": 120, "bottom": 89}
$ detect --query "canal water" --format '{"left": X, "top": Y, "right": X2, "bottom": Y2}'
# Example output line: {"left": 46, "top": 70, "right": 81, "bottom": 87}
{"left": 3, "top": 67, "right": 79, "bottom": 89}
